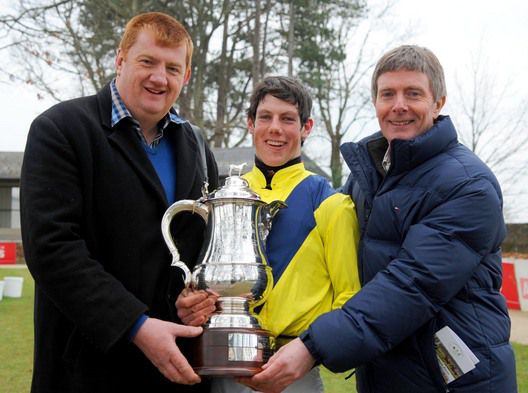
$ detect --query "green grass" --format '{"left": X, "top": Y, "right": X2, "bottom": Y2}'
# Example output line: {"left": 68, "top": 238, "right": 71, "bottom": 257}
{"left": 320, "top": 367, "right": 356, "bottom": 392}
{"left": 0, "top": 267, "right": 34, "bottom": 393}
{"left": 516, "top": 341, "right": 528, "bottom": 392}
{"left": 1, "top": 266, "right": 526, "bottom": 392}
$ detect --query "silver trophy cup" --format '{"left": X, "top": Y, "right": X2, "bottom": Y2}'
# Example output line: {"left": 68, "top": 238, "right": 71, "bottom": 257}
{"left": 161, "top": 164, "right": 285, "bottom": 376}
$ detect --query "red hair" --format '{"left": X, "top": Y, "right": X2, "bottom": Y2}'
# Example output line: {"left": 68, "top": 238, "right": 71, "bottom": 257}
{"left": 119, "top": 12, "right": 193, "bottom": 69}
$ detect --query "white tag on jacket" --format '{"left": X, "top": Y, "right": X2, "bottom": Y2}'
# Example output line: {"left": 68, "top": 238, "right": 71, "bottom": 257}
{"left": 434, "top": 326, "right": 480, "bottom": 384}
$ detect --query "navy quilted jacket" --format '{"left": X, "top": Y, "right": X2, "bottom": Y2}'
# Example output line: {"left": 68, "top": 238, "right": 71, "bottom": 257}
{"left": 301, "top": 116, "right": 517, "bottom": 392}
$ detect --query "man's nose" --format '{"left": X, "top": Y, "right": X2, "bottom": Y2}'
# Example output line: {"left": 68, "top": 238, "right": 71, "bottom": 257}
{"left": 150, "top": 65, "right": 168, "bottom": 83}
{"left": 269, "top": 116, "right": 282, "bottom": 132}
{"left": 392, "top": 93, "right": 408, "bottom": 112}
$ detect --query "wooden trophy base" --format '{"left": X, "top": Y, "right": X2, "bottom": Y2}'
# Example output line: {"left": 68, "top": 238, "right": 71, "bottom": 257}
{"left": 186, "top": 326, "right": 274, "bottom": 377}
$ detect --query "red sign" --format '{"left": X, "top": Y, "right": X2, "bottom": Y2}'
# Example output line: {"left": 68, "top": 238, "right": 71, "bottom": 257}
{"left": 500, "top": 261, "right": 520, "bottom": 310}
{"left": 0, "top": 243, "right": 16, "bottom": 264}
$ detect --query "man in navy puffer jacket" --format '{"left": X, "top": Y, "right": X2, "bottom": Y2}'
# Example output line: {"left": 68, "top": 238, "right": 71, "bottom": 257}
{"left": 245, "top": 45, "right": 517, "bottom": 393}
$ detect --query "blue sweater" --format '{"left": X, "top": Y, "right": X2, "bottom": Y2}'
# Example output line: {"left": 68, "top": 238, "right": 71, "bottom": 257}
{"left": 143, "top": 137, "right": 177, "bottom": 204}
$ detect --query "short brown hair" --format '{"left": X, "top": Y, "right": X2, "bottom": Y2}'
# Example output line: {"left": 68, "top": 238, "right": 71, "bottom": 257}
{"left": 371, "top": 45, "right": 446, "bottom": 102}
{"left": 247, "top": 76, "right": 313, "bottom": 126}
{"left": 119, "top": 12, "right": 193, "bottom": 69}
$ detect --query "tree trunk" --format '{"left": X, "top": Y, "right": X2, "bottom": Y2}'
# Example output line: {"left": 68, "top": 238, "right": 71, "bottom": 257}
{"left": 252, "top": 0, "right": 261, "bottom": 89}
{"left": 330, "top": 135, "right": 343, "bottom": 188}
{"left": 287, "top": 0, "right": 294, "bottom": 77}
{"left": 214, "top": 7, "right": 230, "bottom": 147}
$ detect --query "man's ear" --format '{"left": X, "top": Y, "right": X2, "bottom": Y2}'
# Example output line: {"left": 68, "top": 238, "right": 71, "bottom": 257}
{"left": 115, "top": 48, "right": 124, "bottom": 75}
{"left": 247, "top": 117, "right": 255, "bottom": 136}
{"left": 183, "top": 67, "right": 192, "bottom": 85}
{"left": 301, "top": 118, "right": 314, "bottom": 140}
{"left": 433, "top": 96, "right": 446, "bottom": 119}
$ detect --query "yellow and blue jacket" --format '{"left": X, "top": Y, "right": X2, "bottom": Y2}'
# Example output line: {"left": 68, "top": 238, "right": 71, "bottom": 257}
{"left": 243, "top": 163, "right": 360, "bottom": 338}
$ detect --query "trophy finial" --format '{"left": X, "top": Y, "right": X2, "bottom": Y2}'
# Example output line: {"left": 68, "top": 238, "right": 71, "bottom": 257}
{"left": 229, "top": 163, "right": 246, "bottom": 177}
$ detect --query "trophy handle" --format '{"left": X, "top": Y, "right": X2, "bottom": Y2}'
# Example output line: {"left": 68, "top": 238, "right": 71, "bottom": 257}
{"left": 161, "top": 200, "right": 209, "bottom": 286}
{"left": 261, "top": 200, "right": 287, "bottom": 239}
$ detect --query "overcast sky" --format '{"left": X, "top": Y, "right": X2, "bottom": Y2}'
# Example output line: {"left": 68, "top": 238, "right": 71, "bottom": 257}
{"left": 1, "top": 0, "right": 527, "bottom": 220}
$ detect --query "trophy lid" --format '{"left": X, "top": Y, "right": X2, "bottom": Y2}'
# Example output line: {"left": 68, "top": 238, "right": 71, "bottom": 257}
{"left": 206, "top": 163, "right": 262, "bottom": 202}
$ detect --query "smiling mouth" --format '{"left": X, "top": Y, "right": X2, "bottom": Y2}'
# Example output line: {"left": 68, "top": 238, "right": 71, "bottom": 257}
{"left": 145, "top": 87, "right": 165, "bottom": 95}
{"left": 266, "top": 140, "right": 286, "bottom": 147}
{"left": 389, "top": 120, "right": 414, "bottom": 126}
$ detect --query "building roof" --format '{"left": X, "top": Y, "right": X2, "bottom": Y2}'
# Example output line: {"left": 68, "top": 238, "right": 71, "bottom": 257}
{"left": 0, "top": 149, "right": 328, "bottom": 185}
{"left": 0, "top": 152, "right": 23, "bottom": 186}
{"left": 211, "top": 147, "right": 328, "bottom": 179}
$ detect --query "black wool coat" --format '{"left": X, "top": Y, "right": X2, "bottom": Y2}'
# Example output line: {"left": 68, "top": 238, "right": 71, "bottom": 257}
{"left": 20, "top": 83, "right": 218, "bottom": 393}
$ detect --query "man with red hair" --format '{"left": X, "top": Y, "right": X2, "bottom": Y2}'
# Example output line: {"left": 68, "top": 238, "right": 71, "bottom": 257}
{"left": 21, "top": 12, "right": 217, "bottom": 393}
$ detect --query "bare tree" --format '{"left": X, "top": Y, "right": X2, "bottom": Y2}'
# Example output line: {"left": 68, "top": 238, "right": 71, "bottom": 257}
{"left": 1, "top": 1, "right": 114, "bottom": 99}
{"left": 310, "top": 25, "right": 374, "bottom": 187}
{"left": 297, "top": 1, "right": 403, "bottom": 187}
{"left": 1, "top": 0, "right": 398, "bottom": 173}
{"left": 0, "top": 0, "right": 271, "bottom": 147}
{"left": 450, "top": 48, "right": 528, "bottom": 219}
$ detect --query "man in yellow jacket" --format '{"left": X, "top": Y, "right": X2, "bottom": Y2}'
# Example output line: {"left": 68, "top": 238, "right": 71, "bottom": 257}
{"left": 177, "top": 76, "right": 360, "bottom": 393}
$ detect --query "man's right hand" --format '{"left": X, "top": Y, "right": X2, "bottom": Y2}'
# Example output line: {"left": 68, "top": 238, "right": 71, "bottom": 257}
{"left": 132, "top": 317, "right": 202, "bottom": 385}
{"left": 176, "top": 288, "right": 217, "bottom": 326}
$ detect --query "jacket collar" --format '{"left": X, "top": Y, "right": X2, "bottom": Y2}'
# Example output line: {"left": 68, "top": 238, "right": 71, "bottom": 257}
{"left": 388, "top": 115, "right": 458, "bottom": 175}
{"left": 340, "top": 115, "right": 459, "bottom": 208}
{"left": 96, "top": 83, "right": 113, "bottom": 129}
{"left": 342, "top": 115, "right": 458, "bottom": 177}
